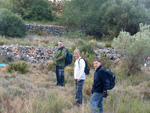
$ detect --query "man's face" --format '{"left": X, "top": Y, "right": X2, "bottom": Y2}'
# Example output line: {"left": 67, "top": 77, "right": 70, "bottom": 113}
{"left": 93, "top": 61, "right": 101, "bottom": 69}
{"left": 74, "top": 52, "right": 80, "bottom": 60}
{"left": 58, "top": 42, "right": 63, "bottom": 48}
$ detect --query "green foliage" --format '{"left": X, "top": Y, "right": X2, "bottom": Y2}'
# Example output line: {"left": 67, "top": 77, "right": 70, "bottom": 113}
{"left": 105, "top": 42, "right": 112, "bottom": 48}
{"left": 72, "top": 40, "right": 97, "bottom": 68}
{"left": 65, "top": 66, "right": 74, "bottom": 76}
{"left": 61, "top": 0, "right": 150, "bottom": 36}
{"left": 34, "top": 27, "right": 43, "bottom": 36}
{"left": 0, "top": 10, "right": 26, "bottom": 37}
{"left": 7, "top": 61, "right": 29, "bottom": 74}
{"left": 0, "top": 41, "right": 5, "bottom": 45}
{"left": 102, "top": 30, "right": 117, "bottom": 41}
{"left": 46, "top": 61, "right": 56, "bottom": 72}
{"left": 27, "top": 0, "right": 53, "bottom": 21}
{"left": 9, "top": 0, "right": 53, "bottom": 21}
{"left": 0, "top": 0, "right": 11, "bottom": 9}
{"left": 100, "top": 51, "right": 112, "bottom": 69}
{"left": 112, "top": 24, "right": 150, "bottom": 74}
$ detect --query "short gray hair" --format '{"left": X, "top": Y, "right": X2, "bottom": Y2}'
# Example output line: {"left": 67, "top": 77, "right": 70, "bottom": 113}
{"left": 74, "top": 50, "right": 80, "bottom": 54}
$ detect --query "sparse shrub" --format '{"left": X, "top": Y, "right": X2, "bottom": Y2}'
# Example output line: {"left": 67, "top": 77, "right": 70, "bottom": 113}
{"left": 34, "top": 27, "right": 43, "bottom": 36}
{"left": 46, "top": 61, "right": 56, "bottom": 72}
{"left": 105, "top": 42, "right": 112, "bottom": 48}
{"left": 6, "top": 86, "right": 26, "bottom": 98}
{"left": 73, "top": 41, "right": 97, "bottom": 68}
{"left": 65, "top": 66, "right": 74, "bottom": 76}
{"left": 103, "top": 30, "right": 117, "bottom": 41}
{"left": 77, "top": 41, "right": 95, "bottom": 55}
{"left": 83, "top": 76, "right": 93, "bottom": 96}
{"left": 7, "top": 61, "right": 29, "bottom": 74}
{"left": 65, "top": 30, "right": 85, "bottom": 39}
{"left": 0, "top": 40, "right": 5, "bottom": 45}
{"left": 100, "top": 51, "right": 112, "bottom": 69}
{"left": 112, "top": 24, "right": 150, "bottom": 74}
{"left": 40, "top": 39, "right": 50, "bottom": 44}
{"left": 82, "top": 52, "right": 97, "bottom": 69}
{"left": 53, "top": 40, "right": 58, "bottom": 46}
{"left": 0, "top": 10, "right": 26, "bottom": 37}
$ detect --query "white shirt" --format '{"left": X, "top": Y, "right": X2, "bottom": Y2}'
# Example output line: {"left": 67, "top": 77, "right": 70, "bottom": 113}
{"left": 74, "top": 57, "right": 86, "bottom": 80}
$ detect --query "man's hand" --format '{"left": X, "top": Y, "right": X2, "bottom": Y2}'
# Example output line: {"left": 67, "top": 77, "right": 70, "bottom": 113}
{"left": 77, "top": 79, "right": 80, "bottom": 82}
{"left": 103, "top": 90, "right": 108, "bottom": 98}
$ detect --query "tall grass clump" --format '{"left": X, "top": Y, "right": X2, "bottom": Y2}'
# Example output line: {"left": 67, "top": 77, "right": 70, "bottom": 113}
{"left": 32, "top": 92, "right": 68, "bottom": 113}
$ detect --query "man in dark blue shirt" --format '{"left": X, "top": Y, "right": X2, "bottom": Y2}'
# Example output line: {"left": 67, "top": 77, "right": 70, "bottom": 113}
{"left": 90, "top": 59, "right": 110, "bottom": 113}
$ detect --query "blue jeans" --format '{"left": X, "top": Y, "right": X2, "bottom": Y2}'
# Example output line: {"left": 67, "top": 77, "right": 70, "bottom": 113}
{"left": 56, "top": 66, "right": 64, "bottom": 86}
{"left": 90, "top": 92, "right": 103, "bottom": 113}
{"left": 75, "top": 80, "right": 84, "bottom": 104}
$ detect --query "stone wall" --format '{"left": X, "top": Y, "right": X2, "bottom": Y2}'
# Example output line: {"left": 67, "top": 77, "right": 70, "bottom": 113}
{"left": 0, "top": 45, "right": 123, "bottom": 64}
{"left": 26, "top": 24, "right": 84, "bottom": 36}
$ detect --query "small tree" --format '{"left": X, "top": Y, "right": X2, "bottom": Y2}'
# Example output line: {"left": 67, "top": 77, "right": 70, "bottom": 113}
{"left": 0, "top": 10, "right": 26, "bottom": 37}
{"left": 112, "top": 24, "right": 150, "bottom": 74}
{"left": 9, "top": 0, "right": 53, "bottom": 21}
{"left": 28, "top": 0, "right": 53, "bottom": 21}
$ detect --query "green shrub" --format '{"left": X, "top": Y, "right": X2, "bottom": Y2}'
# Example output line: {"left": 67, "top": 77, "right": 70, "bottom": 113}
{"left": 9, "top": 0, "right": 53, "bottom": 21}
{"left": 46, "top": 61, "right": 56, "bottom": 72}
{"left": 65, "top": 66, "right": 74, "bottom": 76}
{"left": 73, "top": 41, "right": 97, "bottom": 68}
{"left": 61, "top": 0, "right": 150, "bottom": 36}
{"left": 112, "top": 24, "right": 150, "bottom": 74}
{"left": 34, "top": 27, "right": 43, "bottom": 36}
{"left": 100, "top": 51, "right": 112, "bottom": 69}
{"left": 7, "top": 61, "right": 29, "bottom": 73}
{"left": 27, "top": 0, "right": 53, "bottom": 21}
{"left": 105, "top": 42, "right": 112, "bottom": 48}
{"left": 0, "top": 40, "right": 5, "bottom": 45}
{"left": 0, "top": 10, "right": 26, "bottom": 37}
{"left": 102, "top": 30, "right": 117, "bottom": 41}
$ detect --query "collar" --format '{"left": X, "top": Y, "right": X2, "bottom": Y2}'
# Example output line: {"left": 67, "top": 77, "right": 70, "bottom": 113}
{"left": 76, "top": 57, "right": 81, "bottom": 61}
{"left": 58, "top": 46, "right": 64, "bottom": 50}
{"left": 96, "top": 65, "right": 102, "bottom": 72}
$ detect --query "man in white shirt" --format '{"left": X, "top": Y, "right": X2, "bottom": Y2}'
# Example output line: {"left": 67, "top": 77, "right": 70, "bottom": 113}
{"left": 74, "top": 50, "right": 86, "bottom": 107}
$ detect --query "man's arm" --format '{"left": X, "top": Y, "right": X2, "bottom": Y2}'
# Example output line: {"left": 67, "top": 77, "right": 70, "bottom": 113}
{"left": 77, "top": 59, "right": 85, "bottom": 81}
{"left": 100, "top": 70, "right": 109, "bottom": 90}
{"left": 100, "top": 70, "right": 109, "bottom": 97}
{"left": 56, "top": 48, "right": 66, "bottom": 61}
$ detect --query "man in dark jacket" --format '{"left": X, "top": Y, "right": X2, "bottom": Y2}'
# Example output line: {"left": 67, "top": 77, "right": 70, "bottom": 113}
{"left": 90, "top": 59, "right": 110, "bottom": 113}
{"left": 53, "top": 41, "right": 67, "bottom": 87}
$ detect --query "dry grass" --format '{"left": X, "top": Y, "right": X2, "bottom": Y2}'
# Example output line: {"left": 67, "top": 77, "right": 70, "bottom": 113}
{"left": 1, "top": 63, "right": 150, "bottom": 113}
{"left": 0, "top": 35, "right": 82, "bottom": 48}
{"left": 0, "top": 36, "right": 150, "bottom": 113}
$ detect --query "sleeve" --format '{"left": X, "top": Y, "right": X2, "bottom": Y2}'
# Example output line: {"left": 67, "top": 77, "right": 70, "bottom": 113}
{"left": 100, "top": 70, "right": 110, "bottom": 90}
{"left": 56, "top": 48, "right": 67, "bottom": 61}
{"left": 53, "top": 50, "right": 57, "bottom": 63}
{"left": 78, "top": 59, "right": 85, "bottom": 78}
